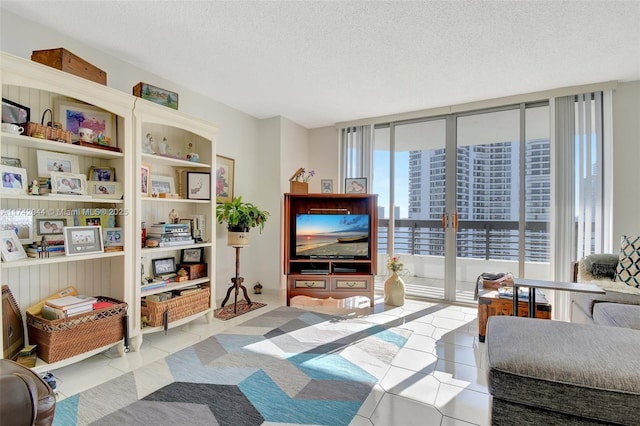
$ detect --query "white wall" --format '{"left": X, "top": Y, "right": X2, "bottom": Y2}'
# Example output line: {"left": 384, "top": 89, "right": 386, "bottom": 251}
{"left": 308, "top": 126, "right": 340, "bottom": 193}
{"left": 612, "top": 81, "right": 640, "bottom": 242}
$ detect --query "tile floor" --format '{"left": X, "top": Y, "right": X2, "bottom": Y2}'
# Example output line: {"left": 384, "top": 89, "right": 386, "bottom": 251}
{"left": 47, "top": 291, "right": 491, "bottom": 426}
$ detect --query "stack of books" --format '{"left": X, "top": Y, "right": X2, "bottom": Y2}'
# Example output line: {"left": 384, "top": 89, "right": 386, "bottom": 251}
{"left": 147, "top": 223, "right": 193, "bottom": 247}
{"left": 40, "top": 295, "right": 101, "bottom": 320}
{"left": 498, "top": 287, "right": 544, "bottom": 300}
{"left": 26, "top": 241, "right": 65, "bottom": 258}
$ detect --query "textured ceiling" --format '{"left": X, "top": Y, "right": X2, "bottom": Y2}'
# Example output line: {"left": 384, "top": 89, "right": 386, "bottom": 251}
{"left": 2, "top": 1, "right": 639, "bottom": 129}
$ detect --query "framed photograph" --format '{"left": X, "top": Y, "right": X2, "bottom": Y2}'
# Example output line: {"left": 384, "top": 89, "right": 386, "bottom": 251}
{"left": 1, "top": 165, "right": 27, "bottom": 194}
{"left": 215, "top": 155, "right": 234, "bottom": 203}
{"left": 0, "top": 210, "right": 33, "bottom": 244}
{"left": 35, "top": 218, "right": 67, "bottom": 241}
{"left": 88, "top": 166, "right": 115, "bottom": 182}
{"left": 50, "top": 171, "right": 87, "bottom": 195}
{"left": 0, "top": 229, "right": 27, "bottom": 262}
{"left": 186, "top": 171, "right": 211, "bottom": 200}
{"left": 152, "top": 257, "right": 177, "bottom": 277}
{"left": 180, "top": 247, "right": 204, "bottom": 264}
{"left": 64, "top": 226, "right": 104, "bottom": 256}
{"left": 141, "top": 164, "right": 151, "bottom": 197}
{"left": 87, "top": 181, "right": 123, "bottom": 199}
{"left": 103, "top": 227, "right": 123, "bottom": 247}
{"left": 1, "top": 157, "right": 21, "bottom": 168}
{"left": 151, "top": 175, "right": 175, "bottom": 195}
{"left": 345, "top": 177, "right": 367, "bottom": 194}
{"left": 2, "top": 98, "right": 30, "bottom": 126}
{"left": 321, "top": 179, "right": 334, "bottom": 194}
{"left": 36, "top": 150, "right": 80, "bottom": 177}
{"left": 73, "top": 208, "right": 115, "bottom": 228}
{"left": 54, "top": 99, "right": 116, "bottom": 146}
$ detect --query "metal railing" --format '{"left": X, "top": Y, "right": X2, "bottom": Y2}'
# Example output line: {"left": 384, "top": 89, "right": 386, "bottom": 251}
{"left": 377, "top": 219, "right": 550, "bottom": 262}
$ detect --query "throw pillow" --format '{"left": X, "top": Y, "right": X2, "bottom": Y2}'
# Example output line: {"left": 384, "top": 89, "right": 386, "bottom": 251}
{"left": 614, "top": 236, "right": 640, "bottom": 288}
{"left": 584, "top": 253, "right": 619, "bottom": 278}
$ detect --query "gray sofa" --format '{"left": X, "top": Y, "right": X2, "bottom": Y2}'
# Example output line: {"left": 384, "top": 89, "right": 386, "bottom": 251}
{"left": 486, "top": 257, "right": 640, "bottom": 425}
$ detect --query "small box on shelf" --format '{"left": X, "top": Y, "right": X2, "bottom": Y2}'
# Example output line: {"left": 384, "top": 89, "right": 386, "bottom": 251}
{"left": 177, "top": 263, "right": 207, "bottom": 280}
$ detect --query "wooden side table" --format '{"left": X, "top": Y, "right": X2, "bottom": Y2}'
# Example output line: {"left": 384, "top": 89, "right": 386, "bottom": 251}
{"left": 477, "top": 290, "right": 551, "bottom": 342}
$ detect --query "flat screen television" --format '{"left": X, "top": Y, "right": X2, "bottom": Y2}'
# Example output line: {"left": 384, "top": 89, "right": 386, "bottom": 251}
{"left": 294, "top": 213, "right": 370, "bottom": 259}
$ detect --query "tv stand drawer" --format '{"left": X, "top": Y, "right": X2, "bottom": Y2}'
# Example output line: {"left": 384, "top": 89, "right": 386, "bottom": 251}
{"left": 333, "top": 278, "right": 369, "bottom": 289}
{"left": 293, "top": 279, "right": 327, "bottom": 289}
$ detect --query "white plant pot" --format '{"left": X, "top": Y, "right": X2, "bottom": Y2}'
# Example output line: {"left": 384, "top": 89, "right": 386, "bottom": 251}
{"left": 228, "top": 231, "right": 250, "bottom": 247}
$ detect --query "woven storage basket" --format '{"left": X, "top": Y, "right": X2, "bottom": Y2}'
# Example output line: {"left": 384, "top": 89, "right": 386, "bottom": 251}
{"left": 141, "top": 287, "right": 210, "bottom": 327}
{"left": 26, "top": 297, "right": 127, "bottom": 363}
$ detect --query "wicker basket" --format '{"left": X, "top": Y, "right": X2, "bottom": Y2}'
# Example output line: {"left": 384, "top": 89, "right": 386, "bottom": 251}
{"left": 141, "top": 287, "right": 210, "bottom": 327}
{"left": 26, "top": 122, "right": 73, "bottom": 144}
{"left": 27, "top": 297, "right": 127, "bottom": 363}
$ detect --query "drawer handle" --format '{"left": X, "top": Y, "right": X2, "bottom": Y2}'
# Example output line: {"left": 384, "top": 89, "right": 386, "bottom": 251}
{"left": 304, "top": 282, "right": 315, "bottom": 287}
{"left": 345, "top": 282, "right": 356, "bottom": 287}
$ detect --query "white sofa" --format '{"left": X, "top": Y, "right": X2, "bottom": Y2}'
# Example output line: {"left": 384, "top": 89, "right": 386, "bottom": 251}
{"left": 571, "top": 256, "right": 640, "bottom": 329}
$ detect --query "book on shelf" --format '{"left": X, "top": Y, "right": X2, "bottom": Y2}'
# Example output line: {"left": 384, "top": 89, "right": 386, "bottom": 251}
{"left": 148, "top": 223, "right": 189, "bottom": 235}
{"left": 141, "top": 281, "right": 168, "bottom": 291}
{"left": 158, "top": 239, "right": 195, "bottom": 247}
{"left": 45, "top": 295, "right": 98, "bottom": 310}
{"left": 146, "top": 232, "right": 192, "bottom": 239}
{"left": 92, "top": 301, "right": 114, "bottom": 310}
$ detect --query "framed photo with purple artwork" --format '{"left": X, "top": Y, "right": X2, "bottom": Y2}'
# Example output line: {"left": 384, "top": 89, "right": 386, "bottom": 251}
{"left": 54, "top": 99, "right": 116, "bottom": 146}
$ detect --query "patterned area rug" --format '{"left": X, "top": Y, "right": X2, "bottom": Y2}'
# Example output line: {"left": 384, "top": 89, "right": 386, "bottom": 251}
{"left": 53, "top": 307, "right": 411, "bottom": 426}
{"left": 214, "top": 300, "right": 267, "bottom": 320}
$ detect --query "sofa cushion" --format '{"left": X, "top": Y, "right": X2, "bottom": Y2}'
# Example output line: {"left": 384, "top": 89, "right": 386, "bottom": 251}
{"left": 571, "top": 289, "right": 640, "bottom": 320}
{"left": 592, "top": 302, "right": 640, "bottom": 329}
{"left": 614, "top": 235, "right": 640, "bottom": 288}
{"left": 583, "top": 253, "right": 618, "bottom": 278}
{"left": 487, "top": 316, "right": 640, "bottom": 425}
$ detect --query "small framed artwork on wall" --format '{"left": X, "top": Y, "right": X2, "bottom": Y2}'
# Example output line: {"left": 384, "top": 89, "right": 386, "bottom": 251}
{"left": 215, "top": 155, "right": 234, "bottom": 203}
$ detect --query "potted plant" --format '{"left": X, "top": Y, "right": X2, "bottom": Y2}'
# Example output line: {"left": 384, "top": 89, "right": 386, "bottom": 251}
{"left": 216, "top": 196, "right": 270, "bottom": 246}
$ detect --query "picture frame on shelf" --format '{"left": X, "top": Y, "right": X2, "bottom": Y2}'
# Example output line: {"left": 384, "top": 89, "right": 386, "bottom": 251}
{"left": 87, "top": 181, "right": 123, "bottom": 199}
{"left": 180, "top": 247, "right": 204, "bottom": 264}
{"left": 0, "top": 229, "right": 27, "bottom": 262}
{"left": 215, "top": 155, "right": 234, "bottom": 203}
{"left": 1, "top": 157, "right": 21, "bottom": 168}
{"left": 35, "top": 218, "right": 67, "bottom": 241}
{"left": 1, "top": 165, "right": 28, "bottom": 194}
{"left": 36, "top": 150, "right": 80, "bottom": 177}
{"left": 345, "top": 177, "right": 367, "bottom": 194}
{"left": 186, "top": 171, "right": 211, "bottom": 200}
{"left": 141, "top": 164, "right": 151, "bottom": 197}
{"left": 0, "top": 210, "right": 34, "bottom": 244}
{"left": 103, "top": 227, "right": 123, "bottom": 249}
{"left": 64, "top": 225, "right": 104, "bottom": 256}
{"left": 88, "top": 166, "right": 115, "bottom": 182}
{"left": 73, "top": 208, "right": 115, "bottom": 228}
{"left": 50, "top": 171, "right": 87, "bottom": 195}
{"left": 54, "top": 99, "right": 116, "bottom": 146}
{"left": 151, "top": 174, "right": 175, "bottom": 196}
{"left": 2, "top": 98, "right": 30, "bottom": 126}
{"left": 152, "top": 257, "right": 177, "bottom": 277}
{"left": 321, "top": 179, "right": 333, "bottom": 193}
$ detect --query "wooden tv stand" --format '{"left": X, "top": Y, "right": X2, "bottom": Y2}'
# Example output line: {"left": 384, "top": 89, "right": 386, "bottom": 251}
{"left": 284, "top": 193, "right": 378, "bottom": 307}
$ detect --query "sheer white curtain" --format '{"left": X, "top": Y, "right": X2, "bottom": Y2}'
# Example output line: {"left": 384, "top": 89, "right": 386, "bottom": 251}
{"left": 552, "top": 91, "right": 610, "bottom": 320}
{"left": 339, "top": 125, "right": 373, "bottom": 192}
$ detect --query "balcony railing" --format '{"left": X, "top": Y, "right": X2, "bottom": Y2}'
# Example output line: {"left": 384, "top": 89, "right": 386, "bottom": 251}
{"left": 377, "top": 219, "right": 550, "bottom": 262}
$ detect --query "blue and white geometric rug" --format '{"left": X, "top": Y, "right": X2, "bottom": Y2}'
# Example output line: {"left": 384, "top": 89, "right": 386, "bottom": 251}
{"left": 53, "top": 307, "right": 411, "bottom": 426}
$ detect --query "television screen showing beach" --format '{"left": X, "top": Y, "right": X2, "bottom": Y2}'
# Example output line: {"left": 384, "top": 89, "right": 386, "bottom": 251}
{"left": 295, "top": 214, "right": 369, "bottom": 257}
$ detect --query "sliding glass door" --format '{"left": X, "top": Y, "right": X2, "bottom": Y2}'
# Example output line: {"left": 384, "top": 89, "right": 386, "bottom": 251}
{"left": 373, "top": 103, "right": 551, "bottom": 302}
